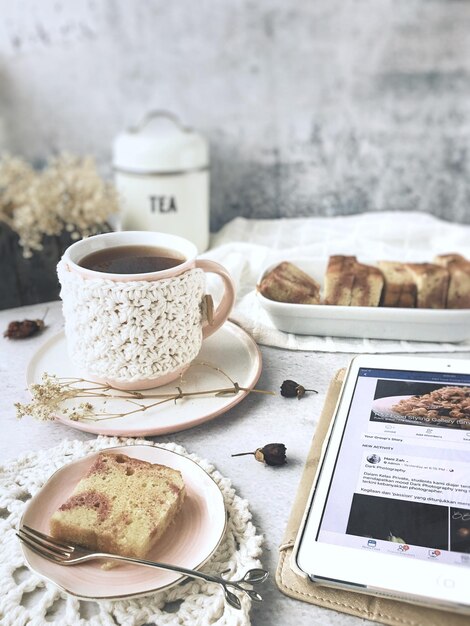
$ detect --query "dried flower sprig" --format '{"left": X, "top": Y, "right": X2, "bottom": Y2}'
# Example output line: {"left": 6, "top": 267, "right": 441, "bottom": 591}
{"left": 232, "top": 443, "right": 287, "bottom": 466}
{"left": 280, "top": 379, "right": 318, "bottom": 399}
{"left": 16, "top": 363, "right": 274, "bottom": 423}
{"left": 0, "top": 154, "right": 118, "bottom": 257}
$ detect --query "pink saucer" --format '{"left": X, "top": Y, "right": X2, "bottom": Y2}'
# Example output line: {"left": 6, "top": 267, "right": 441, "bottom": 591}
{"left": 26, "top": 321, "right": 262, "bottom": 436}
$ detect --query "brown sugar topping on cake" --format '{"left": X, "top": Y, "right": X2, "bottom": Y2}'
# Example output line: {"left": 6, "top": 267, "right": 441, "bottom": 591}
{"left": 87, "top": 452, "right": 150, "bottom": 476}
{"left": 59, "top": 490, "right": 110, "bottom": 522}
{"left": 86, "top": 454, "right": 111, "bottom": 475}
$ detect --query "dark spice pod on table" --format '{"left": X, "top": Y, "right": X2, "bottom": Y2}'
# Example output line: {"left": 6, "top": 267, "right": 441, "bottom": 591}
{"left": 280, "top": 379, "right": 317, "bottom": 399}
{"left": 4, "top": 319, "right": 45, "bottom": 339}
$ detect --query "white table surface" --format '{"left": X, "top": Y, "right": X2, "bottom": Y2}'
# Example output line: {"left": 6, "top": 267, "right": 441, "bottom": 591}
{"left": 2, "top": 300, "right": 469, "bottom": 626}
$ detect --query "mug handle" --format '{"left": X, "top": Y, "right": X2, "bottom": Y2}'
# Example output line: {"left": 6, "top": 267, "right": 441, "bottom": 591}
{"left": 195, "top": 259, "right": 236, "bottom": 339}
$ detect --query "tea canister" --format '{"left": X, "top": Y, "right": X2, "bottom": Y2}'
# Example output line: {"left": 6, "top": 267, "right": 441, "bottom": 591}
{"left": 113, "top": 111, "right": 209, "bottom": 252}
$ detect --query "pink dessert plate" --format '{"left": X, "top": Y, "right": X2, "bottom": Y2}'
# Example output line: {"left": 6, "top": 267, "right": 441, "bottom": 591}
{"left": 19, "top": 444, "right": 227, "bottom": 600}
{"left": 26, "top": 320, "right": 262, "bottom": 436}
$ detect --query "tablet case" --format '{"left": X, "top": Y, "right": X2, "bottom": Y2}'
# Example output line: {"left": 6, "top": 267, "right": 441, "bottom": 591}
{"left": 276, "top": 369, "right": 469, "bottom": 626}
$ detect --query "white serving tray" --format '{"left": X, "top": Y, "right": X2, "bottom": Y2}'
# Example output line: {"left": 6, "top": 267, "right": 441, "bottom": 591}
{"left": 256, "top": 258, "right": 470, "bottom": 342}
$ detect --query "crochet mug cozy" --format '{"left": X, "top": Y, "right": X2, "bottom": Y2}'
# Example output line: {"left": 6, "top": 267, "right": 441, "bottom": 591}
{"left": 58, "top": 231, "right": 236, "bottom": 390}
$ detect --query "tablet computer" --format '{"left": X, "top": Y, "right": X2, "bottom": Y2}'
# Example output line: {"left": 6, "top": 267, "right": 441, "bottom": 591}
{"left": 293, "top": 354, "right": 470, "bottom": 613}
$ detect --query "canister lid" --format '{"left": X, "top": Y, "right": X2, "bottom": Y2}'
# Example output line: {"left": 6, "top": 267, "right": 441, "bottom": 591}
{"left": 113, "top": 110, "right": 209, "bottom": 174}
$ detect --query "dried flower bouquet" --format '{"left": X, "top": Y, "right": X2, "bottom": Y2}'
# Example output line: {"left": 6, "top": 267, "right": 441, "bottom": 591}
{"left": 0, "top": 153, "right": 118, "bottom": 257}
{"left": 0, "top": 153, "right": 118, "bottom": 308}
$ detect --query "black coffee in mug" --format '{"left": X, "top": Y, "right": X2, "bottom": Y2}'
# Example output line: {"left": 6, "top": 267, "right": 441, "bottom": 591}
{"left": 78, "top": 245, "right": 186, "bottom": 274}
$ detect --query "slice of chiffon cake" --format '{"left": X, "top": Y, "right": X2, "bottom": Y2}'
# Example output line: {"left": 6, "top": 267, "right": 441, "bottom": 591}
{"left": 404, "top": 263, "right": 449, "bottom": 309}
{"left": 324, "top": 256, "right": 356, "bottom": 305}
{"left": 377, "top": 260, "right": 417, "bottom": 308}
{"left": 324, "top": 255, "right": 383, "bottom": 306}
{"left": 433, "top": 253, "right": 470, "bottom": 309}
{"left": 350, "top": 260, "right": 383, "bottom": 307}
{"left": 257, "top": 261, "right": 321, "bottom": 304}
{"left": 50, "top": 452, "right": 186, "bottom": 558}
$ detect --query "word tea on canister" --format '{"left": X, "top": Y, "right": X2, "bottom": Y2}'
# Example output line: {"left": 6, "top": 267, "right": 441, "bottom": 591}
{"left": 113, "top": 111, "right": 209, "bottom": 252}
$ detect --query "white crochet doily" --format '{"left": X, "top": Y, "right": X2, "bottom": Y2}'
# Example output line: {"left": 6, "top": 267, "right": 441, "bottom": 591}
{"left": 0, "top": 437, "right": 263, "bottom": 626}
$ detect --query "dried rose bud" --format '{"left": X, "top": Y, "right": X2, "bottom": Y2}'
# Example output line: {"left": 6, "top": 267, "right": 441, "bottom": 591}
{"left": 280, "top": 379, "right": 317, "bottom": 399}
{"left": 4, "top": 319, "right": 45, "bottom": 339}
{"left": 232, "top": 443, "right": 287, "bottom": 466}
{"left": 4, "top": 309, "right": 48, "bottom": 340}
{"left": 256, "top": 443, "right": 287, "bottom": 466}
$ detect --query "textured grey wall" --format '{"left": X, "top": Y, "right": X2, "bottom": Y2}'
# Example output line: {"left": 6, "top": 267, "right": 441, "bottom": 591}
{"left": 1, "top": 0, "right": 469, "bottom": 230}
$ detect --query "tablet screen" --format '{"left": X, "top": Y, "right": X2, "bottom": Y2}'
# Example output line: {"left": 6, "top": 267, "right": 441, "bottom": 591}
{"left": 317, "top": 367, "right": 470, "bottom": 567}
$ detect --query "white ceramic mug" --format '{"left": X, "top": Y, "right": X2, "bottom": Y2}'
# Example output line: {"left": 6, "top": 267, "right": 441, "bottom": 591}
{"left": 58, "top": 231, "right": 235, "bottom": 390}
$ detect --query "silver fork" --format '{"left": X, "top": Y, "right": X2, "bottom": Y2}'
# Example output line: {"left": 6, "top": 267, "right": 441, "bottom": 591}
{"left": 17, "top": 525, "right": 268, "bottom": 610}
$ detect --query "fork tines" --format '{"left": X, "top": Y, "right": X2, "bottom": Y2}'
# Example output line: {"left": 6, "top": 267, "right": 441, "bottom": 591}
{"left": 17, "top": 525, "right": 74, "bottom": 561}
